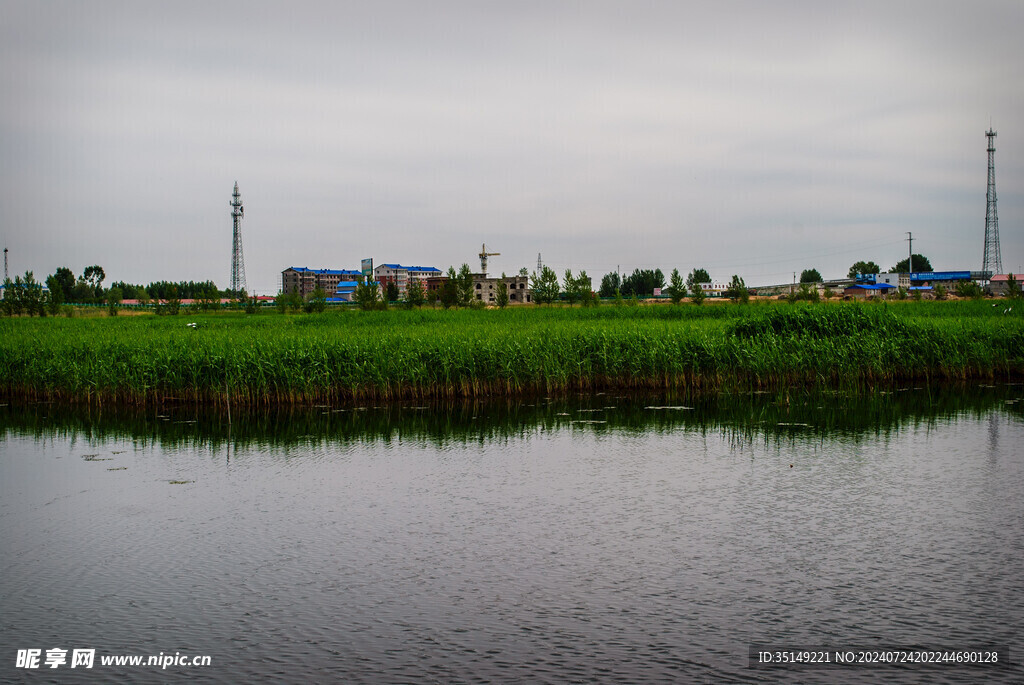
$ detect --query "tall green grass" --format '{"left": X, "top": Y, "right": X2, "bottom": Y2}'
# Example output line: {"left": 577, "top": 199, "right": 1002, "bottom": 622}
{"left": 1, "top": 301, "right": 1021, "bottom": 405}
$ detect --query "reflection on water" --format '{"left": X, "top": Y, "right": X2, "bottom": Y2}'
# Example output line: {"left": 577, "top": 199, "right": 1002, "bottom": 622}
{"left": 1, "top": 386, "right": 1022, "bottom": 684}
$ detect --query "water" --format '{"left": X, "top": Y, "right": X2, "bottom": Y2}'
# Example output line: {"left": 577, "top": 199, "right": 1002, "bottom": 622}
{"left": 1, "top": 388, "right": 1022, "bottom": 683}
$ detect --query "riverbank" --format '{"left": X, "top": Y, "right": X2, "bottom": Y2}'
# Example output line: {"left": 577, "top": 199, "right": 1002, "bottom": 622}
{"left": 1, "top": 301, "right": 1021, "bottom": 405}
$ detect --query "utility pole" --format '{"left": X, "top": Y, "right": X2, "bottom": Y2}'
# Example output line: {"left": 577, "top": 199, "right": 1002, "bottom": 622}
{"left": 537, "top": 253, "right": 542, "bottom": 275}
{"left": 230, "top": 182, "right": 247, "bottom": 295}
{"left": 3, "top": 247, "right": 7, "bottom": 282}
{"left": 906, "top": 232, "right": 913, "bottom": 277}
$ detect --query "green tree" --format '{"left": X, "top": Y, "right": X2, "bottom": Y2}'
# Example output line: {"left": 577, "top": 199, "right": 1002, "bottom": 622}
{"left": 891, "top": 254, "right": 932, "bottom": 273}
{"left": 955, "top": 281, "right": 982, "bottom": 299}
{"left": 45, "top": 274, "right": 64, "bottom": 316}
{"left": 530, "top": 266, "right": 560, "bottom": 304}
{"left": 620, "top": 268, "right": 664, "bottom": 297}
{"left": 107, "top": 287, "right": 123, "bottom": 316}
{"left": 599, "top": 272, "right": 621, "bottom": 298}
{"left": 304, "top": 287, "right": 327, "bottom": 313}
{"left": 385, "top": 282, "right": 399, "bottom": 303}
{"left": 575, "top": 271, "right": 595, "bottom": 306}
{"left": 690, "top": 282, "right": 705, "bottom": 305}
{"left": 686, "top": 268, "right": 710, "bottom": 290}
{"left": 665, "top": 268, "right": 686, "bottom": 305}
{"left": 800, "top": 268, "right": 822, "bottom": 283}
{"left": 245, "top": 295, "right": 259, "bottom": 314}
{"left": 53, "top": 267, "right": 76, "bottom": 299}
{"left": 933, "top": 283, "right": 948, "bottom": 301}
{"left": 519, "top": 267, "right": 529, "bottom": 277}
{"left": 495, "top": 279, "right": 509, "bottom": 308}
{"left": 848, "top": 260, "right": 881, "bottom": 279}
{"left": 440, "top": 269, "right": 459, "bottom": 309}
{"left": 1006, "top": 273, "right": 1021, "bottom": 299}
{"left": 83, "top": 265, "right": 106, "bottom": 300}
{"left": 405, "top": 278, "right": 426, "bottom": 308}
{"left": 725, "top": 275, "right": 748, "bottom": 303}
{"left": 457, "top": 264, "right": 475, "bottom": 307}
{"left": 563, "top": 269, "right": 580, "bottom": 306}
{"left": 354, "top": 279, "right": 382, "bottom": 310}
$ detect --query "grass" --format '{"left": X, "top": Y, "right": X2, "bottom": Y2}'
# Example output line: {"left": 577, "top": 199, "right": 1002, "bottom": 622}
{"left": 1, "top": 300, "right": 1021, "bottom": 405}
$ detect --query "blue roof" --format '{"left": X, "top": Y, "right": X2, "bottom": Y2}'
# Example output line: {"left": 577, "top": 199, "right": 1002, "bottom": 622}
{"left": 846, "top": 283, "right": 896, "bottom": 290}
{"left": 287, "top": 267, "right": 361, "bottom": 275}
{"left": 375, "top": 264, "right": 441, "bottom": 272}
{"left": 335, "top": 281, "right": 359, "bottom": 290}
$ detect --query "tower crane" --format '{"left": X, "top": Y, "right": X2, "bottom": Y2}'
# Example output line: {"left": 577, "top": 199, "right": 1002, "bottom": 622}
{"left": 479, "top": 243, "right": 499, "bottom": 276}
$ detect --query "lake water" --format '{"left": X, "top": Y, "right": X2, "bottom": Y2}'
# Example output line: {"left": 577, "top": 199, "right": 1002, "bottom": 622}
{"left": 1, "top": 387, "right": 1022, "bottom": 683}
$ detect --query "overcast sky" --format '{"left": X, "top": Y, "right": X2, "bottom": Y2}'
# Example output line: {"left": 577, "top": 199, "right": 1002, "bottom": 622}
{"left": 2, "top": 0, "right": 1022, "bottom": 293}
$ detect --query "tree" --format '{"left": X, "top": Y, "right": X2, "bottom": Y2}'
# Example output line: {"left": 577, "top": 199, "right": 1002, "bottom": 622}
{"left": 405, "top": 278, "right": 426, "bottom": 308}
{"left": 107, "top": 287, "right": 123, "bottom": 316}
{"left": 956, "top": 281, "right": 982, "bottom": 299}
{"left": 690, "top": 282, "right": 705, "bottom": 305}
{"left": 1007, "top": 273, "right": 1021, "bottom": 300}
{"left": 530, "top": 266, "right": 560, "bottom": 304}
{"left": 519, "top": 267, "right": 529, "bottom": 277}
{"left": 53, "top": 267, "right": 76, "bottom": 298}
{"left": 245, "top": 295, "right": 259, "bottom": 314}
{"left": 304, "top": 287, "right": 327, "bottom": 313}
{"left": 385, "top": 282, "right": 399, "bottom": 303}
{"left": 575, "top": 271, "right": 594, "bottom": 306}
{"left": 495, "top": 279, "right": 509, "bottom": 308}
{"left": 83, "top": 265, "right": 105, "bottom": 299}
{"left": 933, "top": 283, "right": 948, "bottom": 301}
{"left": 457, "top": 264, "right": 474, "bottom": 307}
{"left": 890, "top": 254, "right": 932, "bottom": 274}
{"left": 686, "top": 268, "right": 710, "bottom": 291}
{"left": 45, "top": 274, "right": 64, "bottom": 316}
{"left": 353, "top": 279, "right": 382, "bottom": 310}
{"left": 665, "top": 268, "right": 686, "bottom": 305}
{"left": 620, "top": 268, "right": 664, "bottom": 297}
{"left": 848, "top": 260, "right": 880, "bottom": 279}
{"left": 800, "top": 268, "right": 822, "bottom": 283}
{"left": 599, "top": 272, "right": 621, "bottom": 298}
{"left": 563, "top": 269, "right": 580, "bottom": 306}
{"left": 725, "top": 275, "right": 748, "bottom": 303}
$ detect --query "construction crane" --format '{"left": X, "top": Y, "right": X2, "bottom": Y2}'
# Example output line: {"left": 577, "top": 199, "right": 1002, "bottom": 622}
{"left": 479, "top": 243, "right": 499, "bottom": 276}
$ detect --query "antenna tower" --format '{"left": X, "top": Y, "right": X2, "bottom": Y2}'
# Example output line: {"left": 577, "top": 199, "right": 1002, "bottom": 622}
{"left": 982, "top": 129, "right": 1002, "bottom": 278}
{"left": 230, "top": 182, "right": 247, "bottom": 294}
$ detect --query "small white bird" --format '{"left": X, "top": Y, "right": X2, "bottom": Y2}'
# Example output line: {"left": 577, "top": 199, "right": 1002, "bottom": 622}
{"left": 187, "top": 322, "right": 198, "bottom": 328}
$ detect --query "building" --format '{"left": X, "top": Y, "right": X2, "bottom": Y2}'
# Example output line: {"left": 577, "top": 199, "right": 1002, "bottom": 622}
{"left": 843, "top": 283, "right": 896, "bottom": 299}
{"left": 988, "top": 274, "right": 1019, "bottom": 297}
{"left": 333, "top": 281, "right": 360, "bottom": 302}
{"left": 472, "top": 274, "right": 532, "bottom": 304}
{"left": 374, "top": 264, "right": 443, "bottom": 298}
{"left": 282, "top": 267, "right": 361, "bottom": 298}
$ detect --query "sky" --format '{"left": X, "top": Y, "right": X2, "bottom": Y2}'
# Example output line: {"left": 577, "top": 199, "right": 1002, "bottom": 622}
{"left": 2, "top": 0, "right": 1022, "bottom": 294}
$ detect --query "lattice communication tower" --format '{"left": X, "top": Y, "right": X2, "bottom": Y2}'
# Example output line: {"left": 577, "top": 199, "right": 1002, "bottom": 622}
{"left": 230, "top": 182, "right": 247, "bottom": 294}
{"left": 982, "top": 129, "right": 1002, "bottom": 277}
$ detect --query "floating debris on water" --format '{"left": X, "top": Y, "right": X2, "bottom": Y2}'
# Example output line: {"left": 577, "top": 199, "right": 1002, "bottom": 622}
{"left": 82, "top": 454, "right": 112, "bottom": 461}
{"left": 107, "top": 467, "right": 127, "bottom": 471}
{"left": 112, "top": 451, "right": 126, "bottom": 454}
{"left": 645, "top": 406, "right": 693, "bottom": 410}
{"left": 168, "top": 480, "right": 193, "bottom": 485}
{"left": 571, "top": 420, "right": 607, "bottom": 425}
{"left": 578, "top": 409, "right": 603, "bottom": 413}
{"left": 777, "top": 422, "right": 810, "bottom": 427}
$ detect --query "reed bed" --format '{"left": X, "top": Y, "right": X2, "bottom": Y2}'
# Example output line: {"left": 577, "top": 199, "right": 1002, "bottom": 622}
{"left": 1, "top": 301, "right": 1021, "bottom": 405}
